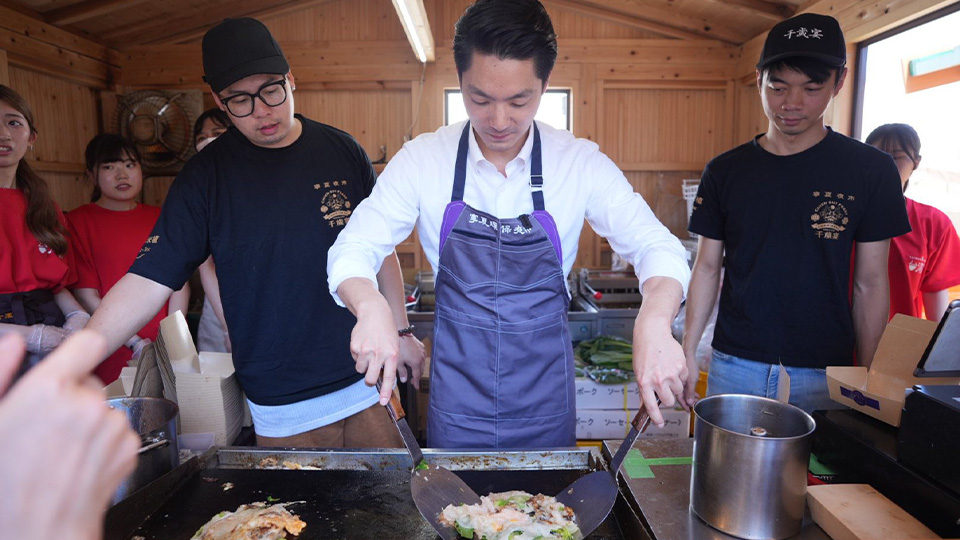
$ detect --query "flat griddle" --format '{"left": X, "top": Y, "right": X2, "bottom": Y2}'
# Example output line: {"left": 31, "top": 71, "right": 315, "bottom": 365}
{"left": 107, "top": 448, "right": 635, "bottom": 540}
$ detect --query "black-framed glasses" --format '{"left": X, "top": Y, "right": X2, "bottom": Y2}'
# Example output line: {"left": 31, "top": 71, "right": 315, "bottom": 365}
{"left": 218, "top": 78, "right": 288, "bottom": 118}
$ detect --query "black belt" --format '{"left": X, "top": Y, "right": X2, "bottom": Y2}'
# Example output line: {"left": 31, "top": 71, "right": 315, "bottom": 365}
{"left": 0, "top": 289, "right": 65, "bottom": 326}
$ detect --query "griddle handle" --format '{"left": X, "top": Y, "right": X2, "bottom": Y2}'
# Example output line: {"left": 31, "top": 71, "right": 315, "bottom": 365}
{"left": 376, "top": 377, "right": 406, "bottom": 422}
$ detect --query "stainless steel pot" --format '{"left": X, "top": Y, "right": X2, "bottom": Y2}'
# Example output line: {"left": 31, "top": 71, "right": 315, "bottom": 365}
{"left": 691, "top": 394, "right": 815, "bottom": 540}
{"left": 106, "top": 397, "right": 179, "bottom": 504}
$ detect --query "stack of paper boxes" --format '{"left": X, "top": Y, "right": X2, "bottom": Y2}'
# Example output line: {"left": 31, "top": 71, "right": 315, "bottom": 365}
{"left": 106, "top": 311, "right": 250, "bottom": 448}
{"left": 575, "top": 377, "right": 690, "bottom": 440}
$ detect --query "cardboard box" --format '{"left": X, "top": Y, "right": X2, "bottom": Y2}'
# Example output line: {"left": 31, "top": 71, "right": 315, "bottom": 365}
{"left": 826, "top": 314, "right": 960, "bottom": 427}
{"left": 154, "top": 313, "right": 247, "bottom": 446}
{"left": 575, "top": 377, "right": 641, "bottom": 409}
{"left": 104, "top": 378, "right": 126, "bottom": 398}
{"left": 575, "top": 406, "right": 689, "bottom": 440}
{"left": 174, "top": 352, "right": 246, "bottom": 446}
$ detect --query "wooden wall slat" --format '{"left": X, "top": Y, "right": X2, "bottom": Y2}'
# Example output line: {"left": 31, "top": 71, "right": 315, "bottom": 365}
{"left": 0, "top": 4, "right": 115, "bottom": 63}
{"left": 735, "top": 80, "right": 766, "bottom": 144}
{"left": 558, "top": 39, "right": 738, "bottom": 65}
{"left": 44, "top": 171, "right": 91, "bottom": 212}
{"left": 0, "top": 49, "right": 8, "bottom": 86}
{"left": 0, "top": 27, "right": 114, "bottom": 87}
{"left": 601, "top": 87, "right": 728, "bottom": 165}
{"left": 295, "top": 89, "right": 412, "bottom": 163}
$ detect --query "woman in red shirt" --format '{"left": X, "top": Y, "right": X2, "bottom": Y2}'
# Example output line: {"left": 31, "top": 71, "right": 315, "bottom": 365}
{"left": 66, "top": 134, "right": 189, "bottom": 383}
{"left": 0, "top": 85, "right": 88, "bottom": 368}
{"left": 866, "top": 123, "right": 960, "bottom": 321}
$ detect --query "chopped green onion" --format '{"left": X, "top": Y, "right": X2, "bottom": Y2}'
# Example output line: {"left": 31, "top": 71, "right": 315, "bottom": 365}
{"left": 455, "top": 522, "right": 475, "bottom": 539}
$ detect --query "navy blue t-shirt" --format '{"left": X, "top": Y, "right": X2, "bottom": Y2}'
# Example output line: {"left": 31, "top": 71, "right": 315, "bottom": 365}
{"left": 689, "top": 129, "right": 910, "bottom": 368}
{"left": 131, "top": 115, "right": 375, "bottom": 405}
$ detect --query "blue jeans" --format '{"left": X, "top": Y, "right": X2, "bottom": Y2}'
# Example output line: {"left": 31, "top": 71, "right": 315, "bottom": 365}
{"left": 706, "top": 350, "right": 846, "bottom": 414}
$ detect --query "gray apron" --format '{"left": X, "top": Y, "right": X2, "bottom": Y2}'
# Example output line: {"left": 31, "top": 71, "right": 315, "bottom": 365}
{"left": 427, "top": 122, "right": 576, "bottom": 449}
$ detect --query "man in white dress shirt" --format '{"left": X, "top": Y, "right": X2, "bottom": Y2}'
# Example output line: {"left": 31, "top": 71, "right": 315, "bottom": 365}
{"left": 328, "top": 0, "right": 692, "bottom": 448}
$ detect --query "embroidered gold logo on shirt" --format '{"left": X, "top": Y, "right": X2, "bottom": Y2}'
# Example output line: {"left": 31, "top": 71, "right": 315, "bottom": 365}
{"left": 810, "top": 191, "right": 850, "bottom": 241}
{"left": 315, "top": 181, "right": 353, "bottom": 228}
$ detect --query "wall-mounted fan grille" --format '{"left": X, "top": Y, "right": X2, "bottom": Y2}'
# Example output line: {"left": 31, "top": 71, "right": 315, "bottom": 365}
{"left": 112, "top": 90, "right": 202, "bottom": 175}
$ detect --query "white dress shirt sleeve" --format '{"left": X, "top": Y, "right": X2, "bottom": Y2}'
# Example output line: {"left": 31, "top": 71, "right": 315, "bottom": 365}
{"left": 327, "top": 144, "right": 422, "bottom": 306}
{"left": 582, "top": 149, "right": 691, "bottom": 297}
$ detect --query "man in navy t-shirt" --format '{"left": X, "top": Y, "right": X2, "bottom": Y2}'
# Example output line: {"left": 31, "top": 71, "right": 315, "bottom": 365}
{"left": 87, "top": 18, "right": 424, "bottom": 447}
{"left": 681, "top": 14, "right": 910, "bottom": 413}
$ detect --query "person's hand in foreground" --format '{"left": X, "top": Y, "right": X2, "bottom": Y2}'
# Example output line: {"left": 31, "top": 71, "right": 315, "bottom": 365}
{"left": 0, "top": 330, "right": 139, "bottom": 540}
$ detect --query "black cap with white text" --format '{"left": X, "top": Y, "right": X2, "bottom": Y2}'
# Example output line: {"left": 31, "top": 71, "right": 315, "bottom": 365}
{"left": 757, "top": 13, "right": 846, "bottom": 70}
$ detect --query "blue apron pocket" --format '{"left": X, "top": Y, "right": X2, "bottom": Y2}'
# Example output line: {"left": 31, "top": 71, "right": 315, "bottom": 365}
{"left": 497, "top": 311, "right": 572, "bottom": 420}
{"left": 431, "top": 310, "right": 499, "bottom": 419}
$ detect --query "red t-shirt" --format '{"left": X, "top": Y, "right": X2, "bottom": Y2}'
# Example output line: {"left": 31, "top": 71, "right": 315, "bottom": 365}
{"left": 889, "top": 198, "right": 960, "bottom": 319}
{"left": 0, "top": 189, "right": 76, "bottom": 294}
{"left": 66, "top": 203, "right": 169, "bottom": 383}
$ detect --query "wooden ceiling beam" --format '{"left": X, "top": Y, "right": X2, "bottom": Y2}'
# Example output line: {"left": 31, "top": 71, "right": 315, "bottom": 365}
{"left": 0, "top": 3, "right": 117, "bottom": 65}
{"left": 544, "top": 0, "right": 710, "bottom": 40}
{"left": 102, "top": 0, "right": 337, "bottom": 48}
{"left": 544, "top": 0, "right": 747, "bottom": 44}
{"left": 45, "top": 0, "right": 151, "bottom": 26}
{"left": 700, "top": 0, "right": 797, "bottom": 22}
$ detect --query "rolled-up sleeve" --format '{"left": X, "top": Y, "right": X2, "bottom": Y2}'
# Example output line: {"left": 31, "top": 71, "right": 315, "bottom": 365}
{"left": 583, "top": 151, "right": 691, "bottom": 297}
{"left": 327, "top": 145, "right": 422, "bottom": 306}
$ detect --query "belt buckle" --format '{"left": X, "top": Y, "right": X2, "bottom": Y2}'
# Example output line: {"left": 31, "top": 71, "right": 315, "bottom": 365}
{"left": 529, "top": 174, "right": 544, "bottom": 191}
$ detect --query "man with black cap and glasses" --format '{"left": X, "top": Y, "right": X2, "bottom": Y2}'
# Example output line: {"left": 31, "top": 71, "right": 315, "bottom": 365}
{"left": 681, "top": 14, "right": 910, "bottom": 412}
{"left": 87, "top": 18, "right": 423, "bottom": 448}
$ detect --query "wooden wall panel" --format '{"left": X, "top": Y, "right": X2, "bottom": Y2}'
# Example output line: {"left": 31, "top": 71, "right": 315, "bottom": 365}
{"left": 735, "top": 79, "right": 766, "bottom": 144}
{"left": 141, "top": 176, "right": 176, "bottom": 209}
{"left": 600, "top": 87, "right": 728, "bottom": 168}
{"left": 295, "top": 89, "right": 412, "bottom": 162}
{"left": 0, "top": 5, "right": 118, "bottom": 88}
{"left": 44, "top": 171, "right": 90, "bottom": 212}
{"left": 434, "top": 0, "right": 663, "bottom": 42}
{"left": 0, "top": 49, "right": 8, "bottom": 86}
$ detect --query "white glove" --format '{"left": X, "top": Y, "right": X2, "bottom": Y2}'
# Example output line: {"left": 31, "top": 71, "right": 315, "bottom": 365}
{"left": 62, "top": 311, "right": 90, "bottom": 336}
{"left": 25, "top": 324, "right": 68, "bottom": 354}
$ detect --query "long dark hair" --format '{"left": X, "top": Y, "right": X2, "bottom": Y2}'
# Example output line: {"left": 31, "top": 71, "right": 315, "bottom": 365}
{"left": 0, "top": 85, "right": 68, "bottom": 256}
{"left": 84, "top": 133, "right": 142, "bottom": 202}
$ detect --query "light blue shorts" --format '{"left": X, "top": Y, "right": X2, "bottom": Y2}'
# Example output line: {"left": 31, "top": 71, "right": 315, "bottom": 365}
{"left": 706, "top": 350, "right": 846, "bottom": 414}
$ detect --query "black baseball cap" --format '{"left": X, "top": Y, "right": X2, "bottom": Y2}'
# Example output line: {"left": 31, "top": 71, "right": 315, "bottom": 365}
{"left": 202, "top": 18, "right": 290, "bottom": 93}
{"left": 757, "top": 13, "right": 846, "bottom": 70}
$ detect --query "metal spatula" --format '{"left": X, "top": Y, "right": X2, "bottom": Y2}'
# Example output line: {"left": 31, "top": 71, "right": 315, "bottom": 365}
{"left": 379, "top": 381, "right": 481, "bottom": 540}
{"left": 556, "top": 406, "right": 655, "bottom": 537}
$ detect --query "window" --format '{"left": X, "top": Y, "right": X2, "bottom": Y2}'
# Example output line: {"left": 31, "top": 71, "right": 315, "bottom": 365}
{"left": 856, "top": 4, "right": 960, "bottom": 227}
{"left": 444, "top": 89, "right": 572, "bottom": 131}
